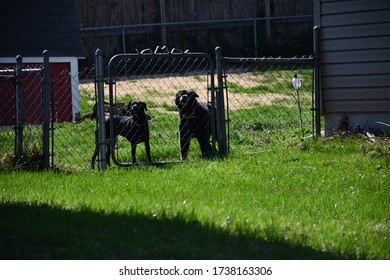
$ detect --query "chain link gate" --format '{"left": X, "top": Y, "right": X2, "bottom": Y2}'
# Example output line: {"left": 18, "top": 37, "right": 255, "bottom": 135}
{"left": 94, "top": 47, "right": 228, "bottom": 170}
{"left": 78, "top": 46, "right": 318, "bottom": 171}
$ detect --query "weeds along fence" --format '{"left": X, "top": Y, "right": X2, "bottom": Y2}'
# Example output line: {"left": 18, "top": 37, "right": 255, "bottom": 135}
{"left": 0, "top": 46, "right": 318, "bottom": 171}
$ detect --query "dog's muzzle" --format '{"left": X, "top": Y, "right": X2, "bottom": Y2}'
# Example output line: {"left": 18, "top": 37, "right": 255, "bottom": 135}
{"left": 179, "top": 94, "right": 189, "bottom": 105}
{"left": 130, "top": 104, "right": 141, "bottom": 114}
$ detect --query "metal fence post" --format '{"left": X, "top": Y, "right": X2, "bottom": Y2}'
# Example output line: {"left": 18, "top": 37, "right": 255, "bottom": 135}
{"left": 42, "top": 50, "right": 50, "bottom": 169}
{"left": 15, "top": 55, "right": 24, "bottom": 160}
{"left": 313, "top": 26, "right": 322, "bottom": 137}
{"left": 215, "top": 47, "right": 228, "bottom": 157}
{"left": 95, "top": 49, "right": 107, "bottom": 171}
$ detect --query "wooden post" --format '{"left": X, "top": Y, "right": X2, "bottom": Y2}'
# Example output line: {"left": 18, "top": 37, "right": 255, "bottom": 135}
{"left": 159, "top": 0, "right": 167, "bottom": 46}
{"left": 265, "top": 0, "right": 271, "bottom": 41}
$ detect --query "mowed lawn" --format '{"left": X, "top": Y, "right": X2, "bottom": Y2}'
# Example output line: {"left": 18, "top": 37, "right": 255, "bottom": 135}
{"left": 0, "top": 137, "right": 389, "bottom": 259}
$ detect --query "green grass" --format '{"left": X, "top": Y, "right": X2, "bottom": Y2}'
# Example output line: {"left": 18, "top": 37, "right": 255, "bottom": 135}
{"left": 1, "top": 69, "right": 388, "bottom": 259}
{"left": 227, "top": 68, "right": 313, "bottom": 95}
{"left": 228, "top": 105, "right": 313, "bottom": 148}
{"left": 1, "top": 137, "right": 389, "bottom": 259}
{"left": 227, "top": 81, "right": 281, "bottom": 94}
{"left": 78, "top": 88, "right": 95, "bottom": 115}
{"left": 161, "top": 102, "right": 178, "bottom": 112}
{"left": 193, "top": 75, "right": 206, "bottom": 82}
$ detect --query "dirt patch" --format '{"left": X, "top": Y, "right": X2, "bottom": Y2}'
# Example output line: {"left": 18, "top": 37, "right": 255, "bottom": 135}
{"left": 79, "top": 74, "right": 284, "bottom": 111}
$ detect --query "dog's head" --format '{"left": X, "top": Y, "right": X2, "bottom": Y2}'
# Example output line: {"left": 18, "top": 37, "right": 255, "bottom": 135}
{"left": 175, "top": 90, "right": 199, "bottom": 113}
{"left": 128, "top": 101, "right": 147, "bottom": 115}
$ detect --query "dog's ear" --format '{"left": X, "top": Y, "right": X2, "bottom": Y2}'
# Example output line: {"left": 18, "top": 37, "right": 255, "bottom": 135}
{"left": 188, "top": 90, "right": 199, "bottom": 99}
{"left": 127, "top": 101, "right": 133, "bottom": 111}
{"left": 176, "top": 89, "right": 187, "bottom": 98}
{"left": 141, "top": 102, "right": 147, "bottom": 111}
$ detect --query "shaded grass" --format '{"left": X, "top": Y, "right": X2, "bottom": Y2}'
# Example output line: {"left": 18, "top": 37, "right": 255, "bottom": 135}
{"left": 1, "top": 137, "right": 389, "bottom": 259}
{"left": 0, "top": 203, "right": 336, "bottom": 260}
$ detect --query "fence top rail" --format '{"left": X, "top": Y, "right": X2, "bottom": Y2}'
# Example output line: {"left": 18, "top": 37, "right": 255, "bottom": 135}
{"left": 106, "top": 46, "right": 215, "bottom": 75}
{"left": 0, "top": 68, "right": 41, "bottom": 74}
{"left": 0, "top": 75, "right": 14, "bottom": 79}
{"left": 222, "top": 56, "right": 314, "bottom": 64}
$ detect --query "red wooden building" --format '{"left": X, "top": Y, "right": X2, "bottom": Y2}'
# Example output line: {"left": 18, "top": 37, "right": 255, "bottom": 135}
{"left": 0, "top": 0, "right": 85, "bottom": 126}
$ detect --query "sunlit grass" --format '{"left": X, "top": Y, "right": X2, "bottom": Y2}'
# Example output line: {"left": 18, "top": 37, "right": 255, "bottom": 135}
{"left": 1, "top": 136, "right": 389, "bottom": 259}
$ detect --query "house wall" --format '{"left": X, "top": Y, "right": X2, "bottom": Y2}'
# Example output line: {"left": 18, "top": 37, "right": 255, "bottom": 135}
{"left": 315, "top": 0, "right": 390, "bottom": 135}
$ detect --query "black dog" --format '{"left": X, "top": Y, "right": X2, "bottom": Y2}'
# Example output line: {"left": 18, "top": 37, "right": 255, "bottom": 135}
{"left": 175, "top": 90, "right": 212, "bottom": 160}
{"left": 91, "top": 101, "right": 151, "bottom": 168}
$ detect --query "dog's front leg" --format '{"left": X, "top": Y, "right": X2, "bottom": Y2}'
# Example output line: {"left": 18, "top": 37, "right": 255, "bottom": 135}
{"left": 131, "top": 142, "right": 137, "bottom": 163}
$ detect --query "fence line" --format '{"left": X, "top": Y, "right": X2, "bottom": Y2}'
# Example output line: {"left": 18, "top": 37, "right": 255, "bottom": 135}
{"left": 0, "top": 47, "right": 318, "bottom": 171}
{"left": 80, "top": 15, "right": 314, "bottom": 66}
{"left": 1, "top": 17, "right": 318, "bottom": 171}
{"left": 0, "top": 52, "right": 51, "bottom": 170}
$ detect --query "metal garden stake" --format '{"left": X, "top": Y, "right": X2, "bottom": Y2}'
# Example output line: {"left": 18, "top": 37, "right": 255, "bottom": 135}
{"left": 291, "top": 73, "right": 304, "bottom": 139}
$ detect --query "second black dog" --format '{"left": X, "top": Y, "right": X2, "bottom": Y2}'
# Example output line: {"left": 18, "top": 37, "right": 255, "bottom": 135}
{"left": 91, "top": 101, "right": 151, "bottom": 168}
{"left": 175, "top": 90, "right": 212, "bottom": 160}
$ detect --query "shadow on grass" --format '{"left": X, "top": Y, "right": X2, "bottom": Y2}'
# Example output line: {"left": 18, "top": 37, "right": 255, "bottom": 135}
{"left": 0, "top": 202, "right": 340, "bottom": 260}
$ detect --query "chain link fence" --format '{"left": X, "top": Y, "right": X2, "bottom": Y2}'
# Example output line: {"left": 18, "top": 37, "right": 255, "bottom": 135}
{"left": 220, "top": 56, "right": 315, "bottom": 154}
{"left": 0, "top": 67, "right": 16, "bottom": 167}
{"left": 0, "top": 67, "right": 15, "bottom": 159}
{"left": 0, "top": 63, "right": 44, "bottom": 170}
{"left": 51, "top": 68, "right": 97, "bottom": 170}
{"left": 1, "top": 16, "right": 317, "bottom": 171}
{"left": 50, "top": 51, "right": 216, "bottom": 170}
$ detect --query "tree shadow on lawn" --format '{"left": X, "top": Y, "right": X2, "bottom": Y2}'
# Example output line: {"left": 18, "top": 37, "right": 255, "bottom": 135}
{"left": 0, "top": 202, "right": 340, "bottom": 260}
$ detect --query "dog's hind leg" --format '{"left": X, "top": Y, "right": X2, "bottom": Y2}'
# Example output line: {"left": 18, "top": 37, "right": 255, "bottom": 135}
{"left": 91, "top": 146, "right": 99, "bottom": 169}
{"left": 106, "top": 144, "right": 111, "bottom": 166}
{"left": 91, "top": 145, "right": 111, "bottom": 169}
{"left": 198, "top": 137, "right": 212, "bottom": 158}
